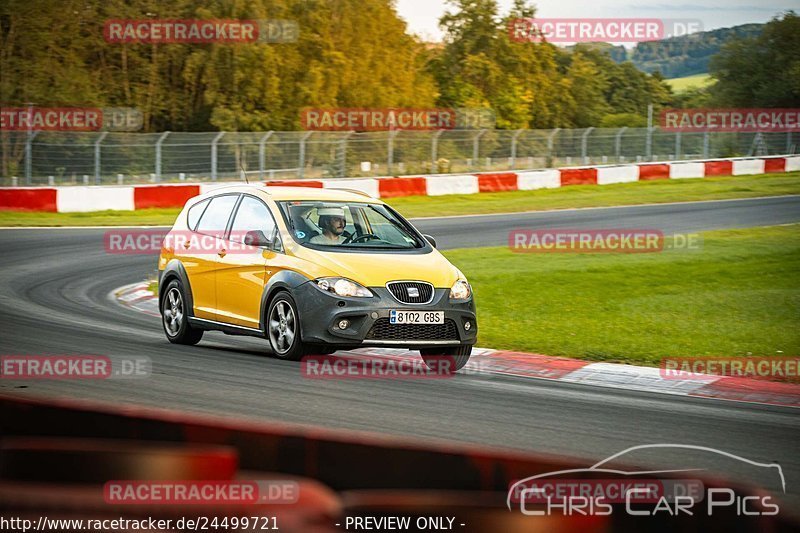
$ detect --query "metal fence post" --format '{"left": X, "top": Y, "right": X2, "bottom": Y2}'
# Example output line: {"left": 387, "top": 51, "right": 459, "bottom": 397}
{"left": 787, "top": 132, "right": 793, "bottom": 154}
{"left": 703, "top": 132, "right": 710, "bottom": 158}
{"left": 581, "top": 127, "right": 594, "bottom": 165}
{"left": 674, "top": 131, "right": 681, "bottom": 160}
{"left": 547, "top": 128, "right": 560, "bottom": 166}
{"left": 646, "top": 104, "right": 653, "bottom": 161}
{"left": 510, "top": 129, "right": 523, "bottom": 169}
{"left": 615, "top": 127, "right": 627, "bottom": 161}
{"left": 473, "top": 129, "right": 487, "bottom": 169}
{"left": 431, "top": 130, "right": 444, "bottom": 169}
{"left": 298, "top": 131, "right": 313, "bottom": 179}
{"left": 258, "top": 131, "right": 274, "bottom": 179}
{"left": 387, "top": 130, "right": 398, "bottom": 175}
{"left": 210, "top": 132, "right": 225, "bottom": 181}
{"left": 24, "top": 131, "right": 39, "bottom": 185}
{"left": 155, "top": 131, "right": 170, "bottom": 182}
{"left": 338, "top": 131, "right": 354, "bottom": 178}
{"left": 94, "top": 132, "right": 108, "bottom": 184}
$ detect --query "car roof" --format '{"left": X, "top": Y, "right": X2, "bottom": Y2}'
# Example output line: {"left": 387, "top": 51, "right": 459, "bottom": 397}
{"left": 198, "top": 184, "right": 383, "bottom": 203}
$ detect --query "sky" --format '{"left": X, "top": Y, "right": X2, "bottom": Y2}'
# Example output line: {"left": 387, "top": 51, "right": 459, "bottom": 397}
{"left": 395, "top": 0, "right": 797, "bottom": 42}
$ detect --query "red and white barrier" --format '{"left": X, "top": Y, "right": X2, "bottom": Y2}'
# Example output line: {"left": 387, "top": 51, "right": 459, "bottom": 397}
{"left": 668, "top": 161, "right": 706, "bottom": 179}
{"left": 516, "top": 169, "right": 561, "bottom": 190}
{"left": 1, "top": 155, "right": 797, "bottom": 212}
{"left": 425, "top": 174, "right": 480, "bottom": 196}
{"left": 57, "top": 186, "right": 135, "bottom": 212}
{"left": 597, "top": 165, "right": 639, "bottom": 185}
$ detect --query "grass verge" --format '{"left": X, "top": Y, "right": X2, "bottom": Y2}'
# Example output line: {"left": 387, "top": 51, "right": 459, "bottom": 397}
{"left": 0, "top": 208, "right": 180, "bottom": 227}
{"left": 0, "top": 172, "right": 798, "bottom": 226}
{"left": 442, "top": 224, "right": 800, "bottom": 365}
{"left": 389, "top": 172, "right": 800, "bottom": 218}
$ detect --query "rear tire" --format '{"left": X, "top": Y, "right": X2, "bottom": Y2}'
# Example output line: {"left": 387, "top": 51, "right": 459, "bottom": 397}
{"left": 420, "top": 344, "right": 472, "bottom": 373}
{"left": 161, "top": 279, "right": 203, "bottom": 345}
{"left": 266, "top": 292, "right": 308, "bottom": 361}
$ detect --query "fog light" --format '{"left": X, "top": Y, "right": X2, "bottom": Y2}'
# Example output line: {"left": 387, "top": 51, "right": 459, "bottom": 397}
{"left": 464, "top": 321, "right": 471, "bottom": 331}
{"left": 338, "top": 319, "right": 350, "bottom": 330}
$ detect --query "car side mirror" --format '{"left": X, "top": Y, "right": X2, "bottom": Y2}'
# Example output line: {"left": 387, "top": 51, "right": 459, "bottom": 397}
{"left": 423, "top": 234, "right": 437, "bottom": 248}
{"left": 244, "top": 229, "right": 274, "bottom": 248}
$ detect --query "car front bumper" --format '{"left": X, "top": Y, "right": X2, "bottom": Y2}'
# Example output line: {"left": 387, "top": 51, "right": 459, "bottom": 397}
{"left": 293, "top": 282, "right": 477, "bottom": 349}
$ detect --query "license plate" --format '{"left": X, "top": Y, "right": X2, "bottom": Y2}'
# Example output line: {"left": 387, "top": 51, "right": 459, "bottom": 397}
{"left": 389, "top": 310, "right": 444, "bottom": 324}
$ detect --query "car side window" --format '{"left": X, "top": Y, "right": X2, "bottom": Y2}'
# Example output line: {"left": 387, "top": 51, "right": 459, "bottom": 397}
{"left": 186, "top": 198, "right": 210, "bottom": 231}
{"left": 229, "top": 196, "right": 281, "bottom": 251}
{"left": 195, "top": 195, "right": 238, "bottom": 239}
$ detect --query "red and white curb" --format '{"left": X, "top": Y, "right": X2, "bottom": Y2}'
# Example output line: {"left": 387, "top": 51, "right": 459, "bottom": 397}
{"left": 115, "top": 284, "right": 799, "bottom": 408}
{"left": 114, "top": 282, "right": 159, "bottom": 317}
{"left": 4, "top": 154, "right": 799, "bottom": 212}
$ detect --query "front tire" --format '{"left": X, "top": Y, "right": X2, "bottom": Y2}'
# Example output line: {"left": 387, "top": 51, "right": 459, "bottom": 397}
{"left": 420, "top": 344, "right": 472, "bottom": 373}
{"left": 161, "top": 279, "right": 203, "bottom": 345}
{"left": 267, "top": 292, "right": 307, "bottom": 361}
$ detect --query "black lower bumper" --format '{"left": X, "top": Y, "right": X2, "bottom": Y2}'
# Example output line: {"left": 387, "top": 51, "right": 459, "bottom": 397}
{"left": 293, "top": 282, "right": 477, "bottom": 349}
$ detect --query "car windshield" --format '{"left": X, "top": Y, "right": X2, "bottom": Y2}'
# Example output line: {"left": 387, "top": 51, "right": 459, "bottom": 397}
{"left": 277, "top": 201, "right": 424, "bottom": 249}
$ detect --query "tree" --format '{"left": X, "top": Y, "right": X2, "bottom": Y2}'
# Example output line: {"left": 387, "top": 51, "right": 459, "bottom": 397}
{"left": 710, "top": 12, "right": 800, "bottom": 106}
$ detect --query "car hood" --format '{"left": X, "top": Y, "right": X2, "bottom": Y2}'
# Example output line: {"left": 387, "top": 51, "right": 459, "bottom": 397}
{"left": 291, "top": 246, "right": 462, "bottom": 288}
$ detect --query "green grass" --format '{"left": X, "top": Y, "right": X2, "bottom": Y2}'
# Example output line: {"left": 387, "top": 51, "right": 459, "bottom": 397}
{"left": 0, "top": 172, "right": 798, "bottom": 226}
{"left": 666, "top": 73, "right": 713, "bottom": 92}
{"left": 147, "top": 280, "right": 159, "bottom": 295}
{"left": 442, "top": 225, "right": 800, "bottom": 365}
{"left": 0, "top": 208, "right": 180, "bottom": 227}
{"left": 388, "top": 172, "right": 800, "bottom": 218}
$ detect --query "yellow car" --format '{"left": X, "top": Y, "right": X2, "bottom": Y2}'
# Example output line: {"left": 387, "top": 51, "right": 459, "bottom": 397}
{"left": 158, "top": 185, "right": 477, "bottom": 371}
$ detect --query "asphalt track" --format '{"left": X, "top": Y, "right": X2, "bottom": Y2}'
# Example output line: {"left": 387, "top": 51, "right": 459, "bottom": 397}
{"left": 0, "top": 195, "right": 798, "bottom": 509}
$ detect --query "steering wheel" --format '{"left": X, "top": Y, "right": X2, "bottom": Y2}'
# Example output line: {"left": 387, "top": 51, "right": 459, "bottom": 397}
{"left": 344, "top": 233, "right": 381, "bottom": 244}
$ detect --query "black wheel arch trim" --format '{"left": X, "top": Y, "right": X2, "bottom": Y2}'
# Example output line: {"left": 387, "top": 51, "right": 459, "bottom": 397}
{"left": 158, "top": 260, "right": 195, "bottom": 317}
{"left": 258, "top": 270, "right": 311, "bottom": 332}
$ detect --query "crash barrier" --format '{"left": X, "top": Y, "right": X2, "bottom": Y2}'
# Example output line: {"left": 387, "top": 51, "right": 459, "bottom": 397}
{"left": 1, "top": 394, "right": 795, "bottom": 532}
{"left": 1, "top": 155, "right": 798, "bottom": 212}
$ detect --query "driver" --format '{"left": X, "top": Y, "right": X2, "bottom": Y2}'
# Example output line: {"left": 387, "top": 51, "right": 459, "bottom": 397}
{"left": 310, "top": 207, "right": 347, "bottom": 244}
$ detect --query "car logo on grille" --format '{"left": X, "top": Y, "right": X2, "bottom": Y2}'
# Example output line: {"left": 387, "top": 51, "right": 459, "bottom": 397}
{"left": 406, "top": 287, "right": 420, "bottom": 298}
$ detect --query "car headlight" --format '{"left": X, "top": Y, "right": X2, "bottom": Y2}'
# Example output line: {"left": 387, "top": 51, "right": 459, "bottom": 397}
{"left": 449, "top": 279, "right": 472, "bottom": 300}
{"left": 315, "top": 277, "right": 373, "bottom": 298}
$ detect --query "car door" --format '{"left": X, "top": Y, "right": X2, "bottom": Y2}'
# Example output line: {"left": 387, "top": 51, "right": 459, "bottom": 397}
{"left": 185, "top": 193, "right": 239, "bottom": 321}
{"left": 215, "top": 194, "right": 281, "bottom": 329}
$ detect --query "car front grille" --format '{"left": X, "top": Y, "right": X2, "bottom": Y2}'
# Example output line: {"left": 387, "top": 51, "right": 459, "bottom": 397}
{"left": 366, "top": 318, "right": 459, "bottom": 341}
{"left": 386, "top": 281, "right": 434, "bottom": 304}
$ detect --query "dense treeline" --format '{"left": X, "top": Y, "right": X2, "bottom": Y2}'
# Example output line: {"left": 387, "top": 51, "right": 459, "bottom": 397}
{"left": 708, "top": 13, "right": 800, "bottom": 107}
{"left": 573, "top": 24, "right": 766, "bottom": 79}
{"left": 628, "top": 24, "right": 764, "bottom": 79}
{"left": 0, "top": 0, "right": 677, "bottom": 132}
{"left": 1, "top": 1, "right": 794, "bottom": 134}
